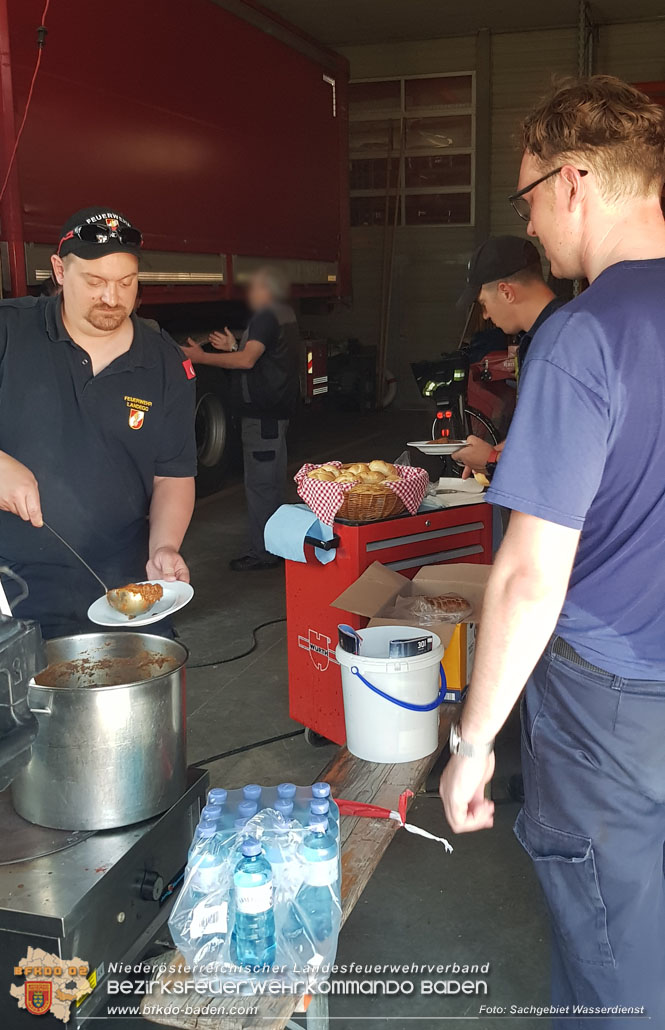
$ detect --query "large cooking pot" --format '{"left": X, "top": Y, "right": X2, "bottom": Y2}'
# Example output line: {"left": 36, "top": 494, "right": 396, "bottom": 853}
{"left": 12, "top": 632, "right": 187, "bottom": 831}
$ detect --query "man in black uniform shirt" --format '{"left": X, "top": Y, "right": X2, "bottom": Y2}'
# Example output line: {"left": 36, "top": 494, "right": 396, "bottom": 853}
{"left": 183, "top": 266, "right": 300, "bottom": 571}
{"left": 453, "top": 236, "right": 564, "bottom": 479}
{"left": 0, "top": 206, "right": 197, "bottom": 637}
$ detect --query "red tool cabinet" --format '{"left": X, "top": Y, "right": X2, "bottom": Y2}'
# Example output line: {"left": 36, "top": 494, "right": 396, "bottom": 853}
{"left": 286, "top": 503, "right": 493, "bottom": 746}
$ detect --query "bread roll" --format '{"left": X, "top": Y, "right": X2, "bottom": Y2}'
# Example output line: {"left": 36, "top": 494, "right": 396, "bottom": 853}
{"left": 336, "top": 472, "right": 359, "bottom": 483}
{"left": 347, "top": 462, "right": 369, "bottom": 475}
{"left": 318, "top": 463, "right": 340, "bottom": 475}
{"left": 369, "top": 460, "right": 397, "bottom": 476}
{"left": 383, "top": 473, "right": 401, "bottom": 482}
{"left": 307, "top": 469, "right": 337, "bottom": 482}
{"left": 360, "top": 470, "right": 386, "bottom": 483}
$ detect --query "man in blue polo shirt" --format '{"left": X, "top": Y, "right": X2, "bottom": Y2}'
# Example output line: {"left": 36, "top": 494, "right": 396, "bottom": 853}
{"left": 439, "top": 76, "right": 665, "bottom": 1026}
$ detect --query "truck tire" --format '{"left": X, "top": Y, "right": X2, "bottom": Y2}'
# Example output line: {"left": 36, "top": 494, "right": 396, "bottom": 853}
{"left": 194, "top": 367, "right": 234, "bottom": 495}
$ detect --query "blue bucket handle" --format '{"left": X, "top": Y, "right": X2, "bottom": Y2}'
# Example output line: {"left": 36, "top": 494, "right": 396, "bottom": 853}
{"left": 349, "top": 663, "right": 447, "bottom": 712}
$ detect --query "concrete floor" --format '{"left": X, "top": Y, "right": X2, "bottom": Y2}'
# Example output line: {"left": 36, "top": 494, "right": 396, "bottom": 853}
{"left": 148, "top": 406, "right": 551, "bottom": 1028}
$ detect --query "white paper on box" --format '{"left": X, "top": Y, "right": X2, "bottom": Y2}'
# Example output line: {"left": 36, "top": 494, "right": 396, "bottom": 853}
{"left": 466, "top": 622, "right": 476, "bottom": 681}
{"left": 236, "top": 881, "right": 273, "bottom": 914}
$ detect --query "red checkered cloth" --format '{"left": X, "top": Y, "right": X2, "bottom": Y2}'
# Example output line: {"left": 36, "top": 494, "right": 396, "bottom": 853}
{"left": 294, "top": 462, "right": 429, "bottom": 526}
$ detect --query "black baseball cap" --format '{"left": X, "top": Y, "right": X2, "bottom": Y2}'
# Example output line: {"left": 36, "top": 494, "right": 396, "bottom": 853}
{"left": 457, "top": 236, "right": 541, "bottom": 309}
{"left": 57, "top": 206, "right": 142, "bottom": 260}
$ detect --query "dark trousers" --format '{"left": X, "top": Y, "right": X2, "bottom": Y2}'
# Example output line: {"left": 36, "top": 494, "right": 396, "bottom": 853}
{"left": 241, "top": 416, "right": 288, "bottom": 560}
{"left": 517, "top": 641, "right": 665, "bottom": 1029}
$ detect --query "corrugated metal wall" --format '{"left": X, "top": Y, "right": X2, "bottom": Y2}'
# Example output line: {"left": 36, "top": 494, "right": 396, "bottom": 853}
{"left": 299, "top": 20, "right": 665, "bottom": 406}
{"left": 490, "top": 29, "right": 577, "bottom": 238}
{"left": 596, "top": 20, "right": 665, "bottom": 81}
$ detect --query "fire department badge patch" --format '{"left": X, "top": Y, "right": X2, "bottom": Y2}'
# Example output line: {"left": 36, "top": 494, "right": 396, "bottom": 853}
{"left": 128, "top": 408, "right": 145, "bottom": 430}
{"left": 25, "top": 981, "right": 52, "bottom": 1016}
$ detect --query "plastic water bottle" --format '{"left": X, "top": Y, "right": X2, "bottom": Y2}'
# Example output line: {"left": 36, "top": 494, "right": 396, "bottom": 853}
{"left": 275, "top": 798, "right": 294, "bottom": 821}
{"left": 243, "top": 784, "right": 262, "bottom": 807}
{"left": 232, "top": 837, "right": 276, "bottom": 967}
{"left": 277, "top": 782, "right": 297, "bottom": 801}
{"left": 237, "top": 800, "right": 258, "bottom": 822}
{"left": 296, "top": 815, "right": 339, "bottom": 945}
{"left": 310, "top": 799, "right": 337, "bottom": 841}
{"left": 200, "top": 803, "right": 221, "bottom": 826}
{"left": 265, "top": 813, "right": 293, "bottom": 868}
{"left": 312, "top": 781, "right": 339, "bottom": 829}
{"left": 188, "top": 824, "right": 209, "bottom": 861}
{"left": 185, "top": 827, "right": 229, "bottom": 955}
{"left": 198, "top": 812, "right": 219, "bottom": 833}
{"left": 190, "top": 827, "right": 224, "bottom": 894}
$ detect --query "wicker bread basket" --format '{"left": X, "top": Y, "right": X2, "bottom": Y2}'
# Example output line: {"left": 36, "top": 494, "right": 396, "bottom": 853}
{"left": 337, "top": 485, "right": 406, "bottom": 522}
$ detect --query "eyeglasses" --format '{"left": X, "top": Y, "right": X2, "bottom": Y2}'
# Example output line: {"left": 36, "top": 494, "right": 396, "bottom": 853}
{"left": 509, "top": 167, "right": 588, "bottom": 221}
{"left": 57, "top": 220, "right": 143, "bottom": 256}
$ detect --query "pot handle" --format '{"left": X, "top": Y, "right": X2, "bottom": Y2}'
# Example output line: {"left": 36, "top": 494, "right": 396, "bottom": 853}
{"left": 29, "top": 696, "right": 53, "bottom": 716}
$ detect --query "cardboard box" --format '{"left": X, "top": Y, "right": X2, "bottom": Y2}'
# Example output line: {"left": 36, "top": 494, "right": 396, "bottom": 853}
{"left": 332, "top": 562, "right": 491, "bottom": 702}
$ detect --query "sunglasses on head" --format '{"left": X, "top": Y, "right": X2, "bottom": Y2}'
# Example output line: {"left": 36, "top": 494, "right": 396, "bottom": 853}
{"left": 57, "top": 220, "right": 143, "bottom": 256}
{"left": 509, "top": 167, "right": 589, "bottom": 221}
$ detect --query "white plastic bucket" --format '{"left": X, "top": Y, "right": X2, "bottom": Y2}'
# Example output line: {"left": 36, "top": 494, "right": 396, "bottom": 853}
{"left": 336, "top": 626, "right": 445, "bottom": 764}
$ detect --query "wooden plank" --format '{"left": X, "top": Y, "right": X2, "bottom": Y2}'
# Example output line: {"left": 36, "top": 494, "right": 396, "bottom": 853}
{"left": 141, "top": 709, "right": 455, "bottom": 1030}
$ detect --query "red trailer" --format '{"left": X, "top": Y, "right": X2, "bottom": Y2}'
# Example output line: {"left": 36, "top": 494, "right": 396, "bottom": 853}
{"left": 0, "top": 0, "right": 350, "bottom": 488}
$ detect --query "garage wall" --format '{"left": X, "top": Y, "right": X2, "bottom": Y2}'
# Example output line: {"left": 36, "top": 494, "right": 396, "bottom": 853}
{"left": 596, "top": 20, "right": 665, "bottom": 82}
{"left": 490, "top": 28, "right": 577, "bottom": 238}
{"left": 298, "top": 20, "right": 665, "bottom": 406}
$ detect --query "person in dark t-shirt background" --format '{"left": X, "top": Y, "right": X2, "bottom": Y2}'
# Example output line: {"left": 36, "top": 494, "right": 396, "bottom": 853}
{"left": 183, "top": 266, "right": 300, "bottom": 570}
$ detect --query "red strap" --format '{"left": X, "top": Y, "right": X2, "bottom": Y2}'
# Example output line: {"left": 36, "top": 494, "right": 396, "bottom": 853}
{"left": 487, "top": 448, "right": 499, "bottom": 464}
{"left": 398, "top": 789, "right": 414, "bottom": 825}
{"left": 182, "top": 358, "right": 196, "bottom": 380}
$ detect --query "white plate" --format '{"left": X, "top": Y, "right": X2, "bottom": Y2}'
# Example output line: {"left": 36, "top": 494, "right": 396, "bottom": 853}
{"left": 87, "top": 580, "right": 194, "bottom": 627}
{"left": 407, "top": 439, "right": 468, "bottom": 456}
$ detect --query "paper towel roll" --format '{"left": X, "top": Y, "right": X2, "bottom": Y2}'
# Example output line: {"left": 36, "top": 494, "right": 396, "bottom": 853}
{"left": 264, "top": 504, "right": 336, "bottom": 564}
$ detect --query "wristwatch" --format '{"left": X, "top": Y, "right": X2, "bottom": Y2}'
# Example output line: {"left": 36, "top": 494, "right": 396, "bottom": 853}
{"left": 449, "top": 720, "right": 494, "bottom": 759}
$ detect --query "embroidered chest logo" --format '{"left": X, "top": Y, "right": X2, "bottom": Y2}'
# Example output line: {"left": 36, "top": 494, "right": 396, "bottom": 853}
{"left": 124, "top": 395, "right": 152, "bottom": 431}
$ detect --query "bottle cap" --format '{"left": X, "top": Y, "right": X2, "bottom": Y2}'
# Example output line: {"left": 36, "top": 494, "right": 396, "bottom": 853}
{"left": 241, "top": 836, "right": 262, "bottom": 856}
{"left": 238, "top": 800, "right": 258, "bottom": 819}
{"left": 198, "top": 826, "right": 216, "bottom": 839}
{"left": 312, "top": 781, "right": 331, "bottom": 799}
{"left": 310, "top": 799, "right": 329, "bottom": 815}
{"left": 208, "top": 788, "right": 228, "bottom": 805}
{"left": 275, "top": 798, "right": 294, "bottom": 816}
{"left": 201, "top": 804, "right": 219, "bottom": 820}
{"left": 277, "top": 782, "right": 297, "bottom": 799}
{"left": 243, "top": 784, "right": 262, "bottom": 802}
{"left": 309, "top": 814, "right": 329, "bottom": 832}
{"left": 199, "top": 814, "right": 217, "bottom": 828}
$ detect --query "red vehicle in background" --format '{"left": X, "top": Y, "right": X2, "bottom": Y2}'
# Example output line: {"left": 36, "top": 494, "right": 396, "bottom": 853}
{"left": 412, "top": 341, "right": 516, "bottom": 457}
{"left": 0, "top": 0, "right": 349, "bottom": 490}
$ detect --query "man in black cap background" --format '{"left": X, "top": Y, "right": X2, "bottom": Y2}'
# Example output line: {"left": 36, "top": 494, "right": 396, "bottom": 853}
{"left": 0, "top": 205, "right": 197, "bottom": 637}
{"left": 453, "top": 236, "right": 563, "bottom": 478}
